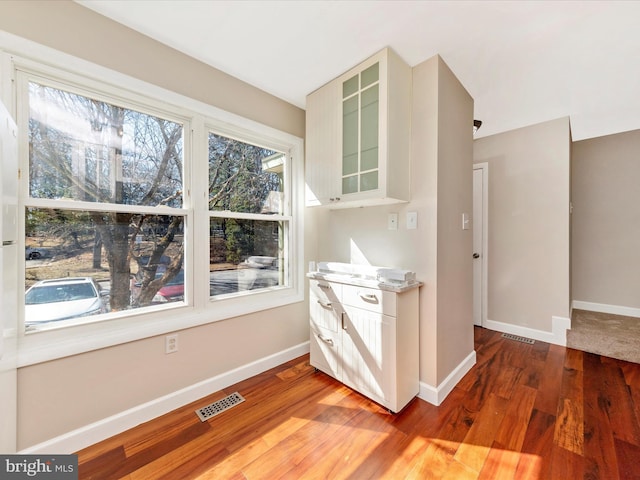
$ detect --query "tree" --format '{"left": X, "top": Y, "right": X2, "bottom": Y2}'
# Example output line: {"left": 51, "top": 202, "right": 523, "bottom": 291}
{"left": 28, "top": 82, "right": 184, "bottom": 309}
{"left": 208, "top": 133, "right": 281, "bottom": 263}
{"left": 27, "top": 82, "right": 283, "bottom": 312}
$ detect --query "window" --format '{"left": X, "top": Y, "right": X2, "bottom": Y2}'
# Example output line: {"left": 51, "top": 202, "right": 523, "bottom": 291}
{"left": 24, "top": 79, "right": 186, "bottom": 330}
{"left": 208, "top": 133, "right": 289, "bottom": 298}
{"left": 12, "top": 52, "right": 303, "bottom": 357}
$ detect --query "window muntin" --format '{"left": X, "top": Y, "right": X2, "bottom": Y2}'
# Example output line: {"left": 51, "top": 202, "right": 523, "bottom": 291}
{"left": 25, "top": 79, "right": 187, "bottom": 328}
{"left": 208, "top": 133, "right": 289, "bottom": 298}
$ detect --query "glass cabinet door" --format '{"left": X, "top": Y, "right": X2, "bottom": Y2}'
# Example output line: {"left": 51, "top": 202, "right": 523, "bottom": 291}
{"left": 342, "top": 62, "right": 379, "bottom": 195}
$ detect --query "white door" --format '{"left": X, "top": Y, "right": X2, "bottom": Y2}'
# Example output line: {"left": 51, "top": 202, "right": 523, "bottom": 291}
{"left": 473, "top": 164, "right": 488, "bottom": 327}
{"left": 0, "top": 100, "right": 18, "bottom": 453}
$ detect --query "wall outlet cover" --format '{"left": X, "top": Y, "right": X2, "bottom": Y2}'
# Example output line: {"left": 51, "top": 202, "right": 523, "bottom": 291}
{"left": 165, "top": 334, "right": 178, "bottom": 354}
{"left": 388, "top": 213, "right": 398, "bottom": 230}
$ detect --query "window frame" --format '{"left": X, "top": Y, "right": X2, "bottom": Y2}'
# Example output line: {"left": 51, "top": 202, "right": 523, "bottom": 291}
{"left": 2, "top": 43, "right": 304, "bottom": 367}
{"left": 20, "top": 70, "right": 192, "bottom": 325}
{"left": 205, "top": 123, "right": 293, "bottom": 299}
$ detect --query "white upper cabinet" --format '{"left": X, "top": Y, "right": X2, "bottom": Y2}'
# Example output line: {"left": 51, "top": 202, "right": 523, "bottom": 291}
{"left": 305, "top": 48, "right": 412, "bottom": 208}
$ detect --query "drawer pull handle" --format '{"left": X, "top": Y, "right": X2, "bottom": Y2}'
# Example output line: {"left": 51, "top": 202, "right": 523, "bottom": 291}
{"left": 317, "top": 300, "right": 332, "bottom": 308}
{"left": 318, "top": 284, "right": 331, "bottom": 290}
{"left": 360, "top": 293, "right": 378, "bottom": 301}
{"left": 317, "top": 334, "right": 334, "bottom": 346}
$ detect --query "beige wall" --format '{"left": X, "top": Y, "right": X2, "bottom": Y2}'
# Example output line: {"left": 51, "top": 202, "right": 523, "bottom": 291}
{"left": 0, "top": 1, "right": 304, "bottom": 138}
{"left": 473, "top": 117, "right": 571, "bottom": 333}
{"left": 0, "top": 1, "right": 308, "bottom": 449}
{"left": 18, "top": 308, "right": 307, "bottom": 448}
{"left": 314, "top": 55, "right": 474, "bottom": 388}
{"left": 571, "top": 129, "right": 640, "bottom": 310}
{"left": 434, "top": 57, "right": 475, "bottom": 384}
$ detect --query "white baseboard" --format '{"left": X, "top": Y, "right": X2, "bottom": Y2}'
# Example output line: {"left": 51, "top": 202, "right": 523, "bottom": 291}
{"left": 20, "top": 341, "right": 310, "bottom": 455}
{"left": 484, "top": 316, "right": 571, "bottom": 346}
{"left": 572, "top": 300, "right": 640, "bottom": 319}
{"left": 418, "top": 350, "right": 476, "bottom": 406}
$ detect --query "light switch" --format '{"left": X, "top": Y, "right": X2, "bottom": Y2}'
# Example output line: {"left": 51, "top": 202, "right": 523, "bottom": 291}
{"left": 462, "top": 213, "right": 470, "bottom": 230}
{"left": 406, "top": 211, "right": 418, "bottom": 230}
{"left": 388, "top": 213, "right": 398, "bottom": 230}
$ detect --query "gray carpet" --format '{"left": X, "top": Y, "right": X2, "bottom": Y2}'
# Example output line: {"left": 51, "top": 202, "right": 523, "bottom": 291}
{"left": 567, "top": 309, "right": 640, "bottom": 364}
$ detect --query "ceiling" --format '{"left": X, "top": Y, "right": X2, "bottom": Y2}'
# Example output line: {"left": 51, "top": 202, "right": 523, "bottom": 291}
{"left": 77, "top": 0, "right": 640, "bottom": 141}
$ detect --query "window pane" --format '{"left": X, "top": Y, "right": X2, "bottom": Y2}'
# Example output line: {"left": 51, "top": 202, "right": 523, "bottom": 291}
{"left": 28, "top": 82, "right": 183, "bottom": 207}
{"left": 25, "top": 208, "right": 185, "bottom": 329}
{"left": 361, "top": 62, "right": 379, "bottom": 88}
{"left": 209, "top": 218, "right": 285, "bottom": 297}
{"left": 360, "top": 85, "right": 379, "bottom": 165}
{"left": 342, "top": 174, "right": 358, "bottom": 194}
{"left": 361, "top": 147, "right": 379, "bottom": 172}
{"left": 342, "top": 153, "right": 358, "bottom": 176}
{"left": 342, "top": 96, "right": 358, "bottom": 174}
{"left": 360, "top": 171, "right": 378, "bottom": 191}
{"left": 343, "top": 74, "right": 359, "bottom": 99}
{"left": 208, "top": 133, "right": 284, "bottom": 214}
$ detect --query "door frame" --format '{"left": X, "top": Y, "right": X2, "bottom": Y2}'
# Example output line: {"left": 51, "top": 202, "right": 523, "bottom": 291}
{"left": 473, "top": 163, "right": 489, "bottom": 327}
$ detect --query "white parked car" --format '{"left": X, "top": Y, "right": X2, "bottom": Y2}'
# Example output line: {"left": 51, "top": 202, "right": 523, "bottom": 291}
{"left": 25, "top": 277, "right": 107, "bottom": 325}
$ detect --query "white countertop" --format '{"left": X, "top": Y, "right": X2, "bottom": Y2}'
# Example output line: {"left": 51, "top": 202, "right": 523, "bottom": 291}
{"left": 306, "top": 271, "right": 422, "bottom": 293}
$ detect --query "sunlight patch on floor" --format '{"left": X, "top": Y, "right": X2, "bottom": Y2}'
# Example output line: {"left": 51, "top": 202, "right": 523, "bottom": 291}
{"left": 393, "top": 437, "right": 543, "bottom": 479}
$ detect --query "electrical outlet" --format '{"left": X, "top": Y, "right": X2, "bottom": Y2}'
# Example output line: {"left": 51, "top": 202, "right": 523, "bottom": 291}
{"left": 388, "top": 213, "right": 398, "bottom": 230}
{"left": 165, "top": 334, "right": 178, "bottom": 354}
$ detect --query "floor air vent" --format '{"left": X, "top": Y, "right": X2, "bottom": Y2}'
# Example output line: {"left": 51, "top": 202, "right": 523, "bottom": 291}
{"left": 196, "top": 392, "right": 245, "bottom": 422}
{"left": 501, "top": 333, "right": 535, "bottom": 344}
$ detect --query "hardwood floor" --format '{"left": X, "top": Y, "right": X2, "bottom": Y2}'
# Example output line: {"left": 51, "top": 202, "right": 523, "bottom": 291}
{"left": 76, "top": 327, "right": 640, "bottom": 479}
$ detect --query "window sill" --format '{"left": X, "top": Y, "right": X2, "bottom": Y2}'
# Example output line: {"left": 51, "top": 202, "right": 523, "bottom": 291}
{"left": 17, "top": 286, "right": 304, "bottom": 367}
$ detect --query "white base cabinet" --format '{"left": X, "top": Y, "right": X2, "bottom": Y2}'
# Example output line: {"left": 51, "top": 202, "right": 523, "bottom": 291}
{"left": 309, "top": 278, "right": 419, "bottom": 413}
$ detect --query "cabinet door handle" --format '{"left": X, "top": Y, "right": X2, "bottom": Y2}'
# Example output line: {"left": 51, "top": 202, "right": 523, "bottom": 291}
{"left": 317, "top": 334, "right": 334, "bottom": 346}
{"left": 317, "top": 300, "right": 332, "bottom": 308}
{"left": 341, "top": 311, "right": 347, "bottom": 331}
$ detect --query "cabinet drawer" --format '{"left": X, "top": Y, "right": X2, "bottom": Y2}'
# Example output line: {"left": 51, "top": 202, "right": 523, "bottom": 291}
{"left": 310, "top": 279, "right": 341, "bottom": 297}
{"left": 341, "top": 284, "right": 396, "bottom": 316}
{"left": 310, "top": 325, "right": 341, "bottom": 380}
{"left": 309, "top": 280, "right": 342, "bottom": 332}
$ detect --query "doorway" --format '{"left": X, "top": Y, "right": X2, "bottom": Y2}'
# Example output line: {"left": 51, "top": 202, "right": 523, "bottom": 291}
{"left": 473, "top": 163, "right": 488, "bottom": 327}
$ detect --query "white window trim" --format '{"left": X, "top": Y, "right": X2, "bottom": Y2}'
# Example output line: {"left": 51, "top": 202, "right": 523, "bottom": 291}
{"left": 205, "top": 121, "right": 294, "bottom": 294}
{"left": 0, "top": 32, "right": 304, "bottom": 367}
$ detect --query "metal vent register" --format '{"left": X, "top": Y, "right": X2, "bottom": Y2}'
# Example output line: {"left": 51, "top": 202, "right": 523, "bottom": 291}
{"left": 196, "top": 392, "right": 245, "bottom": 421}
{"left": 501, "top": 333, "right": 535, "bottom": 345}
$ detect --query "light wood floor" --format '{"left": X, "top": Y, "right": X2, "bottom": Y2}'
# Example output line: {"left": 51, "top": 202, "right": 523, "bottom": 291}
{"left": 76, "top": 327, "right": 640, "bottom": 479}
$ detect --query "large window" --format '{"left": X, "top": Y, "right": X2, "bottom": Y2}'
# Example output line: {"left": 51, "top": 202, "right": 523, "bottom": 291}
{"left": 12, "top": 53, "right": 302, "bottom": 362}
{"left": 24, "top": 79, "right": 186, "bottom": 329}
